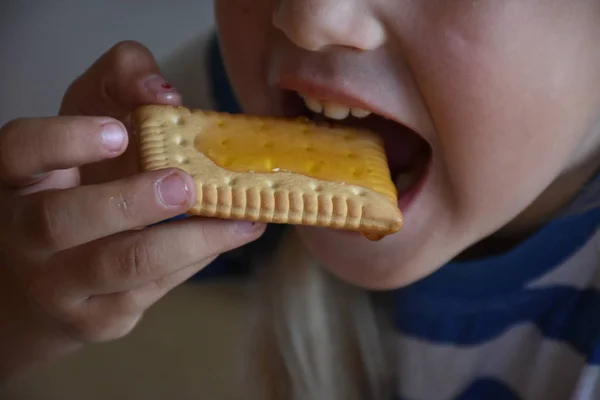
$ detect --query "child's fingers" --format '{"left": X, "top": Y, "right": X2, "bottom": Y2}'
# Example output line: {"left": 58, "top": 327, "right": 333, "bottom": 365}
{"left": 59, "top": 262, "right": 207, "bottom": 343}
{"left": 56, "top": 296, "right": 143, "bottom": 343}
{"left": 60, "top": 41, "right": 181, "bottom": 119}
{"left": 125, "top": 262, "right": 208, "bottom": 308}
{"left": 27, "top": 219, "right": 264, "bottom": 343}
{"left": 50, "top": 217, "right": 264, "bottom": 300}
{"left": 0, "top": 116, "right": 127, "bottom": 187}
{"left": 14, "top": 169, "right": 195, "bottom": 251}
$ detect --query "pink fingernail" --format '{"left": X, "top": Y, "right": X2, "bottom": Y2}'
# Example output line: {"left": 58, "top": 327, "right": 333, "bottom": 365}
{"left": 142, "top": 74, "right": 180, "bottom": 101}
{"left": 157, "top": 172, "right": 190, "bottom": 207}
{"left": 101, "top": 123, "right": 126, "bottom": 152}
{"left": 235, "top": 221, "right": 265, "bottom": 234}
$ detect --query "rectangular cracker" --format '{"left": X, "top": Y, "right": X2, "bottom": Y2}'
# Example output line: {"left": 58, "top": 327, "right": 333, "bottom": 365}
{"left": 132, "top": 105, "right": 403, "bottom": 237}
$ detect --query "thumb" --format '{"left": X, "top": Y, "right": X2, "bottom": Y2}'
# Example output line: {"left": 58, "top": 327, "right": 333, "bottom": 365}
{"left": 59, "top": 41, "right": 181, "bottom": 118}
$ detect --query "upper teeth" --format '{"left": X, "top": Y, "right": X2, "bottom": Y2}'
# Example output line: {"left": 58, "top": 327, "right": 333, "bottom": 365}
{"left": 300, "top": 94, "right": 372, "bottom": 120}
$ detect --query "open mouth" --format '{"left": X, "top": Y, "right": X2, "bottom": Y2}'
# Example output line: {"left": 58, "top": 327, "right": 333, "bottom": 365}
{"left": 282, "top": 90, "right": 432, "bottom": 210}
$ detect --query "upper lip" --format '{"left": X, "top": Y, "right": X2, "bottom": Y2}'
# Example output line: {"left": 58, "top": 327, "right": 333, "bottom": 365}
{"left": 275, "top": 74, "right": 422, "bottom": 136}
{"left": 278, "top": 75, "right": 377, "bottom": 112}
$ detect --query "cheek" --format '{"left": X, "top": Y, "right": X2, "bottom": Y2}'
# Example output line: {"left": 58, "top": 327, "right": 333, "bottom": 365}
{"left": 410, "top": 0, "right": 600, "bottom": 223}
{"left": 215, "top": 0, "right": 275, "bottom": 114}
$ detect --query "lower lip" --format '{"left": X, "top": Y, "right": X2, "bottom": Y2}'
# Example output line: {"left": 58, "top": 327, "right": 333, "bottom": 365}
{"left": 397, "top": 159, "right": 431, "bottom": 213}
{"left": 315, "top": 159, "right": 431, "bottom": 239}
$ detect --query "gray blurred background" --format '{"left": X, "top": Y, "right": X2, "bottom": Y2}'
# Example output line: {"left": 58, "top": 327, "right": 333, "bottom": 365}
{"left": 0, "top": 0, "right": 216, "bottom": 124}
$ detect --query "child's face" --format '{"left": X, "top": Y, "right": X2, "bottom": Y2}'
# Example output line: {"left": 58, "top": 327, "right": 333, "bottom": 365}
{"left": 216, "top": 0, "right": 600, "bottom": 289}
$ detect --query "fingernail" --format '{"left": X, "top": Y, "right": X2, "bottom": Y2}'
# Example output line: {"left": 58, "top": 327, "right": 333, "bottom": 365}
{"left": 101, "top": 123, "right": 126, "bottom": 152}
{"left": 235, "top": 221, "right": 265, "bottom": 234}
{"left": 142, "top": 74, "right": 179, "bottom": 101}
{"left": 157, "top": 173, "right": 190, "bottom": 207}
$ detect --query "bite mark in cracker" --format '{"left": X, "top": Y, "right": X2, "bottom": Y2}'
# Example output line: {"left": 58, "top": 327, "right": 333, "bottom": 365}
{"left": 132, "top": 105, "right": 403, "bottom": 238}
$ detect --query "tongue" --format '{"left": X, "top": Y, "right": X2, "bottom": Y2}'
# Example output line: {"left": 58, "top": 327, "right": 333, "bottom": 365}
{"left": 340, "top": 115, "right": 429, "bottom": 174}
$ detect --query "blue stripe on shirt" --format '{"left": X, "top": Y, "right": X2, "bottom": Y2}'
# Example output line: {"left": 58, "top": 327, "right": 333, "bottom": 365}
{"left": 396, "top": 208, "right": 600, "bottom": 301}
{"left": 395, "top": 379, "right": 521, "bottom": 400}
{"left": 455, "top": 379, "right": 521, "bottom": 400}
{"left": 394, "top": 286, "right": 600, "bottom": 362}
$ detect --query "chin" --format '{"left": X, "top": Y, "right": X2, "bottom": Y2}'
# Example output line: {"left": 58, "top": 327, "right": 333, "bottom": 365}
{"left": 288, "top": 156, "right": 457, "bottom": 290}
{"left": 295, "top": 226, "right": 419, "bottom": 290}
{"left": 295, "top": 203, "right": 450, "bottom": 291}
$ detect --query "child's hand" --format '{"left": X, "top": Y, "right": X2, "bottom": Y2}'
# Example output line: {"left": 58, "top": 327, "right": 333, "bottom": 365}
{"left": 0, "top": 41, "right": 265, "bottom": 379}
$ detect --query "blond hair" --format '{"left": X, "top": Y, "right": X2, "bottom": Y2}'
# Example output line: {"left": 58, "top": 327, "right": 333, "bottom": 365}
{"left": 241, "top": 229, "right": 394, "bottom": 400}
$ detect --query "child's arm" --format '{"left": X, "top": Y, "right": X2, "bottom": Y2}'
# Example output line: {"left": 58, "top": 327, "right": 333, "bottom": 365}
{"left": 0, "top": 41, "right": 265, "bottom": 381}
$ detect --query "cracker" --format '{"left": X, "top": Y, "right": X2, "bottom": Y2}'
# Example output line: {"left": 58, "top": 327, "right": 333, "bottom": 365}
{"left": 132, "top": 105, "right": 403, "bottom": 238}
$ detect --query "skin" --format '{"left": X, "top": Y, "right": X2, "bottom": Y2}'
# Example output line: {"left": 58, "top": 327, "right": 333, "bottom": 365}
{"left": 216, "top": 0, "right": 600, "bottom": 289}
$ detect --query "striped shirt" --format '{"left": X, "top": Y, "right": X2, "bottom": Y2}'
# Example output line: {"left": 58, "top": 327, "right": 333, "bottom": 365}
{"left": 391, "top": 205, "right": 600, "bottom": 399}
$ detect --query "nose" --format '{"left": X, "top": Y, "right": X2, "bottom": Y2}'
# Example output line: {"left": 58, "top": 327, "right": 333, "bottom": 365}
{"left": 273, "top": 0, "right": 386, "bottom": 51}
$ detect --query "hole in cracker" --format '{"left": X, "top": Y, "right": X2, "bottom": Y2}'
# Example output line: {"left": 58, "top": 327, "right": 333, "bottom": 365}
{"left": 216, "top": 120, "right": 227, "bottom": 128}
{"left": 176, "top": 118, "right": 186, "bottom": 126}
{"left": 221, "top": 138, "right": 230, "bottom": 146}
{"left": 353, "top": 169, "right": 363, "bottom": 178}
{"left": 305, "top": 146, "right": 316, "bottom": 153}
{"left": 175, "top": 155, "right": 189, "bottom": 164}
{"left": 263, "top": 141, "right": 274, "bottom": 149}
{"left": 347, "top": 152, "right": 358, "bottom": 159}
